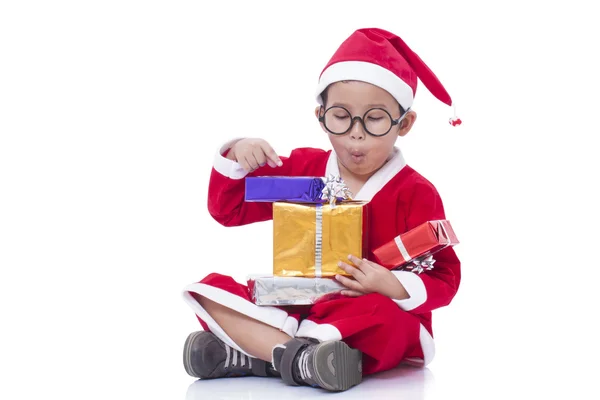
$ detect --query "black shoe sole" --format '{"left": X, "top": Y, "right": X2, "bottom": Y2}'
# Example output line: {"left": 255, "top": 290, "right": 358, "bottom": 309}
{"left": 312, "top": 341, "right": 362, "bottom": 391}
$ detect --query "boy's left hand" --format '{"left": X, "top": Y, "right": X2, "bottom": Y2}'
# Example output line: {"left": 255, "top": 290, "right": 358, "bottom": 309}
{"left": 336, "top": 255, "right": 409, "bottom": 300}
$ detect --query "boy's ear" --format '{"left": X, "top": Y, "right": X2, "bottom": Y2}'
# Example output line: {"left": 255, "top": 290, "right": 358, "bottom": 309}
{"left": 314, "top": 106, "right": 322, "bottom": 120}
{"left": 315, "top": 106, "right": 328, "bottom": 133}
{"left": 398, "top": 110, "right": 417, "bottom": 137}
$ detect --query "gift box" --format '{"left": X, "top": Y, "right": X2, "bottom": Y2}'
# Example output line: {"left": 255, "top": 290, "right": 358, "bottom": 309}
{"left": 372, "top": 220, "right": 459, "bottom": 271}
{"left": 273, "top": 201, "right": 368, "bottom": 277}
{"left": 247, "top": 274, "right": 345, "bottom": 306}
{"left": 245, "top": 177, "right": 327, "bottom": 203}
{"left": 245, "top": 175, "right": 353, "bottom": 204}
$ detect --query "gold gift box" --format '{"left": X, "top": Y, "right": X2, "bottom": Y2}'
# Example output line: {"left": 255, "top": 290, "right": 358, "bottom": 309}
{"left": 273, "top": 201, "right": 367, "bottom": 277}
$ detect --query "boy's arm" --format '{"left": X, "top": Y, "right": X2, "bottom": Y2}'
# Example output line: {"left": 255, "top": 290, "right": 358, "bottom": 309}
{"left": 207, "top": 139, "right": 298, "bottom": 227}
{"left": 390, "top": 183, "right": 461, "bottom": 314}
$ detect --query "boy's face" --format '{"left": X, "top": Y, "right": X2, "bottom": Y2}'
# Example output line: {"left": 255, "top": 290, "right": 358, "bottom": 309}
{"left": 316, "top": 81, "right": 416, "bottom": 180}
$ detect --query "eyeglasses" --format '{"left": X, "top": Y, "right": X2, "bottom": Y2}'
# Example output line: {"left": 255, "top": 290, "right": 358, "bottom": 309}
{"left": 318, "top": 106, "right": 408, "bottom": 137}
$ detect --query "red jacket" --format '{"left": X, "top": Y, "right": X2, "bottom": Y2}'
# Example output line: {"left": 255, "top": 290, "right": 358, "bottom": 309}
{"left": 207, "top": 142, "right": 461, "bottom": 337}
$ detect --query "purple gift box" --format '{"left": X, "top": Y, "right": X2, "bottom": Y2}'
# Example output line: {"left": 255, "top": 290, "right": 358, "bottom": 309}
{"left": 244, "top": 176, "right": 328, "bottom": 203}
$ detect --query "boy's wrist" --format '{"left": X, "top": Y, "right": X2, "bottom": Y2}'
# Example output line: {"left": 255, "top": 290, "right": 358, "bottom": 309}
{"left": 386, "top": 275, "right": 409, "bottom": 300}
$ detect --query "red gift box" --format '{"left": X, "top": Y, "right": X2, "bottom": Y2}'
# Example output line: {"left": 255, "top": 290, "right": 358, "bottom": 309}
{"left": 373, "top": 220, "right": 459, "bottom": 270}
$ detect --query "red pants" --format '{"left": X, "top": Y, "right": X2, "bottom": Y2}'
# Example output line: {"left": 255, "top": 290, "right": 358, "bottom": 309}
{"left": 183, "top": 273, "right": 431, "bottom": 376}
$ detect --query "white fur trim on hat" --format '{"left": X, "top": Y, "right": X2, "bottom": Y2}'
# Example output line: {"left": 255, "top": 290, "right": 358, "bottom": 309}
{"left": 315, "top": 61, "right": 414, "bottom": 110}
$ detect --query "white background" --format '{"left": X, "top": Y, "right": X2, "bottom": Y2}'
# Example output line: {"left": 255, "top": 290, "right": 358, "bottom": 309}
{"left": 1, "top": 1, "right": 599, "bottom": 399}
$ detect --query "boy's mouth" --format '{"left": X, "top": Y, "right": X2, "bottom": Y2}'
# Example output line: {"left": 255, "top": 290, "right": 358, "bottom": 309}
{"left": 349, "top": 150, "right": 366, "bottom": 163}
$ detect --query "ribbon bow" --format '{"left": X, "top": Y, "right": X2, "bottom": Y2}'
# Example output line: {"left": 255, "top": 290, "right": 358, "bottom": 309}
{"left": 402, "top": 255, "right": 436, "bottom": 275}
{"left": 320, "top": 175, "right": 353, "bottom": 207}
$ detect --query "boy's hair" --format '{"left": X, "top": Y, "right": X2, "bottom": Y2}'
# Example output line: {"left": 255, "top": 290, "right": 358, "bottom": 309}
{"left": 320, "top": 81, "right": 406, "bottom": 115}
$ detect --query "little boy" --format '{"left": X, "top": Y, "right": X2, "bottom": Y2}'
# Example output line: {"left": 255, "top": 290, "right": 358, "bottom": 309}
{"left": 182, "top": 27, "right": 461, "bottom": 392}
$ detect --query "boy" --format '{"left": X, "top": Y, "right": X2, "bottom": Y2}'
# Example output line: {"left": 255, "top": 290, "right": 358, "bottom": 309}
{"left": 182, "top": 27, "right": 461, "bottom": 392}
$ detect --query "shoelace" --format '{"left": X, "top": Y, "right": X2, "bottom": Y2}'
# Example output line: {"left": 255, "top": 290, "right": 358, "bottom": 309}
{"left": 224, "top": 344, "right": 252, "bottom": 370}
{"left": 297, "top": 349, "right": 312, "bottom": 380}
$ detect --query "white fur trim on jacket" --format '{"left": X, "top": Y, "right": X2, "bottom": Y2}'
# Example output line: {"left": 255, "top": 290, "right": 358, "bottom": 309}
{"left": 212, "top": 138, "right": 248, "bottom": 180}
{"left": 390, "top": 271, "right": 427, "bottom": 311}
{"left": 325, "top": 147, "right": 406, "bottom": 202}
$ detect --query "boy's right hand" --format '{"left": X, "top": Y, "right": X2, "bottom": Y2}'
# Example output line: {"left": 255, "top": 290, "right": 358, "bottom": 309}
{"left": 226, "top": 138, "right": 283, "bottom": 172}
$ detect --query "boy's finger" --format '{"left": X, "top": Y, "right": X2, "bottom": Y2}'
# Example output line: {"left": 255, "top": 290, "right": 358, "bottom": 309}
{"left": 335, "top": 274, "right": 362, "bottom": 291}
{"left": 347, "top": 255, "right": 371, "bottom": 271}
{"left": 238, "top": 157, "right": 252, "bottom": 172}
{"left": 338, "top": 261, "right": 364, "bottom": 278}
{"left": 252, "top": 149, "right": 274, "bottom": 168}
{"left": 341, "top": 290, "right": 363, "bottom": 297}
{"left": 245, "top": 154, "right": 259, "bottom": 171}
{"left": 252, "top": 151, "right": 267, "bottom": 168}
{"left": 253, "top": 150, "right": 267, "bottom": 167}
{"left": 363, "top": 258, "right": 382, "bottom": 269}
{"left": 261, "top": 143, "right": 283, "bottom": 167}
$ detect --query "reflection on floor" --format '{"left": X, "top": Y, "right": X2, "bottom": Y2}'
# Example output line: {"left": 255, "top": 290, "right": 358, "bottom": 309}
{"left": 185, "top": 365, "right": 434, "bottom": 399}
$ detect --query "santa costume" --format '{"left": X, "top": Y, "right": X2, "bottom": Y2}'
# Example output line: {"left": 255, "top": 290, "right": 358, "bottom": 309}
{"left": 182, "top": 27, "right": 461, "bottom": 375}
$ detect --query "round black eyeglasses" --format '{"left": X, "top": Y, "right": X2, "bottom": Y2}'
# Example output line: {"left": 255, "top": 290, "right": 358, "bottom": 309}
{"left": 318, "top": 106, "right": 408, "bottom": 137}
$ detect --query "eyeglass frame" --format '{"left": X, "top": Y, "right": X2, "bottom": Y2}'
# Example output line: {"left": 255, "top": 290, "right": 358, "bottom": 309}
{"left": 318, "top": 105, "right": 410, "bottom": 137}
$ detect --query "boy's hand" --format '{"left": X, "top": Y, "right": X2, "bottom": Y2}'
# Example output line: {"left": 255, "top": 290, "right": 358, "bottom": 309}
{"left": 336, "top": 255, "right": 409, "bottom": 300}
{"left": 227, "top": 138, "right": 283, "bottom": 172}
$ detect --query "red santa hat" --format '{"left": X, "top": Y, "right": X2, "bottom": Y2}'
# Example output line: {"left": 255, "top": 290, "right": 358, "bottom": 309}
{"left": 315, "top": 28, "right": 461, "bottom": 126}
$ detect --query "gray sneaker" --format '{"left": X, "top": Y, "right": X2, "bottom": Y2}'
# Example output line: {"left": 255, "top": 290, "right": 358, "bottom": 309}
{"left": 183, "top": 331, "right": 275, "bottom": 379}
{"left": 272, "top": 338, "right": 363, "bottom": 391}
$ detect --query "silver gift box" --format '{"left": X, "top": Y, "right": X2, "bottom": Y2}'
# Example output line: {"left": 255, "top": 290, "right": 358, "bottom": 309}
{"left": 247, "top": 274, "right": 345, "bottom": 306}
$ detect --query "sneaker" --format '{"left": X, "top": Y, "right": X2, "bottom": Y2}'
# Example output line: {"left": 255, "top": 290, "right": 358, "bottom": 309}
{"left": 183, "top": 331, "right": 276, "bottom": 379}
{"left": 272, "top": 338, "right": 362, "bottom": 391}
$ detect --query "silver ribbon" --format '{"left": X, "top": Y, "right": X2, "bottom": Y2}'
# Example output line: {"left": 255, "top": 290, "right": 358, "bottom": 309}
{"left": 315, "top": 204, "right": 323, "bottom": 277}
{"left": 402, "top": 255, "right": 436, "bottom": 274}
{"left": 394, "top": 235, "right": 411, "bottom": 262}
{"left": 314, "top": 175, "right": 352, "bottom": 276}
{"left": 320, "top": 174, "right": 352, "bottom": 208}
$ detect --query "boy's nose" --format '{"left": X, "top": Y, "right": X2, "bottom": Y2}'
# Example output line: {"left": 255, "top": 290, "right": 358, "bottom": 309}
{"left": 349, "top": 119, "right": 366, "bottom": 140}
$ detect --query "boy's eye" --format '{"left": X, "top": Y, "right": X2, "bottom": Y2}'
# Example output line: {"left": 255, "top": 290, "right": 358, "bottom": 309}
{"left": 334, "top": 114, "right": 349, "bottom": 119}
{"left": 367, "top": 116, "right": 383, "bottom": 121}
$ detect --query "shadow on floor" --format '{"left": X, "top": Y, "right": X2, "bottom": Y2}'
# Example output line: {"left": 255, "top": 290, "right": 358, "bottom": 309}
{"left": 185, "top": 365, "right": 434, "bottom": 399}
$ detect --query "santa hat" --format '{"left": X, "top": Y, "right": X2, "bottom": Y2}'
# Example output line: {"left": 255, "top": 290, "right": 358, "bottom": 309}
{"left": 315, "top": 28, "right": 461, "bottom": 126}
